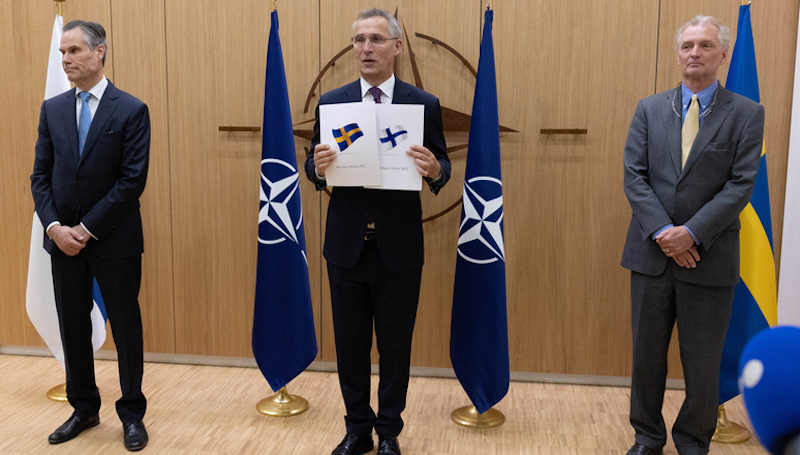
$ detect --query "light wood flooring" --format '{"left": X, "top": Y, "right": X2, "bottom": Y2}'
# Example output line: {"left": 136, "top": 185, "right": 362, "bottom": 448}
{"left": 0, "top": 355, "right": 767, "bottom": 454}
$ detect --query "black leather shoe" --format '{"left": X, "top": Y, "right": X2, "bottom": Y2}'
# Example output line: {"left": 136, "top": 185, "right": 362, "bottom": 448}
{"left": 331, "top": 433, "right": 374, "bottom": 455}
{"left": 378, "top": 437, "right": 401, "bottom": 455}
{"left": 123, "top": 421, "right": 148, "bottom": 451}
{"left": 48, "top": 413, "right": 100, "bottom": 444}
{"left": 626, "top": 443, "right": 663, "bottom": 455}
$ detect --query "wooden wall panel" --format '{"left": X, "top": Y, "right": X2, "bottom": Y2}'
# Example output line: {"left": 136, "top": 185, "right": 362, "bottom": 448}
{"left": 488, "top": 0, "right": 660, "bottom": 375}
{"left": 165, "top": 0, "right": 321, "bottom": 356}
{"left": 657, "top": 0, "right": 799, "bottom": 275}
{"left": 0, "top": 0, "right": 113, "bottom": 348}
{"left": 110, "top": 0, "right": 174, "bottom": 353}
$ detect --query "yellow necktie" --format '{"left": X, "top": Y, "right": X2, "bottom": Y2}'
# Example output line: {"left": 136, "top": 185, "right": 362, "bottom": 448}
{"left": 681, "top": 94, "right": 699, "bottom": 168}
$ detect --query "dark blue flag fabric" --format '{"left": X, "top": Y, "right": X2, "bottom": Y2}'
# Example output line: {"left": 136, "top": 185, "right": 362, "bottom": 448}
{"left": 252, "top": 9, "right": 317, "bottom": 392}
{"left": 718, "top": 3, "right": 776, "bottom": 404}
{"left": 450, "top": 8, "right": 510, "bottom": 414}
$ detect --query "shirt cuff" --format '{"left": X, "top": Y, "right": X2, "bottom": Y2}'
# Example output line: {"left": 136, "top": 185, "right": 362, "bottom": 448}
{"left": 652, "top": 224, "right": 673, "bottom": 240}
{"left": 46, "top": 221, "right": 61, "bottom": 238}
{"left": 314, "top": 166, "right": 326, "bottom": 182}
{"left": 80, "top": 222, "right": 98, "bottom": 240}
{"left": 683, "top": 225, "right": 699, "bottom": 245}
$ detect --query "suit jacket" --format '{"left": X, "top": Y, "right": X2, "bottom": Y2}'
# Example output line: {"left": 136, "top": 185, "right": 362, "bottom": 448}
{"left": 305, "top": 78, "right": 451, "bottom": 271}
{"left": 621, "top": 83, "right": 764, "bottom": 287}
{"left": 31, "top": 81, "right": 150, "bottom": 258}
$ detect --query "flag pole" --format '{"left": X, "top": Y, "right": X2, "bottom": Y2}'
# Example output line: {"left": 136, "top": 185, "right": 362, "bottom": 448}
{"left": 713, "top": 0, "right": 756, "bottom": 443}
{"left": 47, "top": 0, "right": 68, "bottom": 404}
{"left": 451, "top": 405, "right": 504, "bottom": 428}
{"left": 256, "top": 386, "right": 308, "bottom": 417}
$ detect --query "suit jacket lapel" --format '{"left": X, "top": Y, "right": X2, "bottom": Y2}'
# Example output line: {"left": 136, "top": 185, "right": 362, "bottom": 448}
{"left": 391, "top": 78, "right": 409, "bottom": 104}
{"left": 344, "top": 80, "right": 361, "bottom": 103}
{"left": 668, "top": 85, "right": 683, "bottom": 178}
{"left": 79, "top": 82, "right": 120, "bottom": 166}
{"left": 681, "top": 86, "right": 733, "bottom": 179}
{"left": 60, "top": 89, "right": 81, "bottom": 162}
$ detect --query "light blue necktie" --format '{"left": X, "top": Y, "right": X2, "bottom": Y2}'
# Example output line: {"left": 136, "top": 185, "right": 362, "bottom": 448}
{"left": 78, "top": 91, "right": 92, "bottom": 156}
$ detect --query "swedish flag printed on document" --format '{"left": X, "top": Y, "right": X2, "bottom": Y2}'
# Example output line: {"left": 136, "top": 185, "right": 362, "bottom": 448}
{"left": 332, "top": 123, "right": 364, "bottom": 151}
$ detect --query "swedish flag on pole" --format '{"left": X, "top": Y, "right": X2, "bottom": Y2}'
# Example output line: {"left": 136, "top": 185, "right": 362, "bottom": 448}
{"left": 252, "top": 9, "right": 317, "bottom": 393}
{"left": 450, "top": 7, "right": 509, "bottom": 416}
{"left": 718, "top": 2, "right": 777, "bottom": 404}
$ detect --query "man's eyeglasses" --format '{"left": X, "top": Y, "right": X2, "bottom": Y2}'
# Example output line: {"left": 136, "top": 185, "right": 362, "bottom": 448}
{"left": 352, "top": 34, "right": 399, "bottom": 48}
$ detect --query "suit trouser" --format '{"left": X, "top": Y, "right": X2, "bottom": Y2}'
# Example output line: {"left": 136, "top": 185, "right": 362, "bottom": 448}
{"left": 327, "top": 239, "right": 422, "bottom": 438}
{"left": 51, "top": 252, "right": 147, "bottom": 424}
{"left": 630, "top": 269, "right": 734, "bottom": 454}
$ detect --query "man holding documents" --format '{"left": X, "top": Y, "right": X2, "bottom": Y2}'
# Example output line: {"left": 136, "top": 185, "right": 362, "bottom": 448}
{"left": 305, "top": 8, "right": 450, "bottom": 455}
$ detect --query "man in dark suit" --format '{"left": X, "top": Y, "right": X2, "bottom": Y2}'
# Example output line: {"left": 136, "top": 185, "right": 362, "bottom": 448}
{"left": 621, "top": 15, "right": 764, "bottom": 455}
{"left": 305, "top": 8, "right": 450, "bottom": 455}
{"left": 30, "top": 20, "right": 150, "bottom": 451}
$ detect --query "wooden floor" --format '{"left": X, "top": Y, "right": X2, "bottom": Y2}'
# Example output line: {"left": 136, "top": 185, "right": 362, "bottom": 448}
{"left": 0, "top": 355, "right": 767, "bottom": 454}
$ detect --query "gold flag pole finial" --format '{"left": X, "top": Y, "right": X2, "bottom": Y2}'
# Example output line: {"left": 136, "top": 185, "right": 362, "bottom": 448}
{"left": 742, "top": 0, "right": 751, "bottom": 6}
{"left": 256, "top": 386, "right": 309, "bottom": 417}
{"left": 451, "top": 405, "right": 505, "bottom": 428}
{"left": 712, "top": 404, "right": 751, "bottom": 443}
{"left": 55, "top": 0, "right": 65, "bottom": 17}
{"left": 273, "top": 0, "right": 278, "bottom": 11}
{"left": 47, "top": 383, "right": 68, "bottom": 402}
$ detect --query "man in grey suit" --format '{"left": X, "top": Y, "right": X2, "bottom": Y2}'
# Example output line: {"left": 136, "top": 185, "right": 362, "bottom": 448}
{"left": 621, "top": 16, "right": 764, "bottom": 455}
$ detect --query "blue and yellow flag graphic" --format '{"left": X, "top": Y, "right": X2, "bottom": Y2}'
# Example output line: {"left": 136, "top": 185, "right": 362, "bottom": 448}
{"left": 332, "top": 123, "right": 363, "bottom": 151}
{"left": 719, "top": 3, "right": 777, "bottom": 404}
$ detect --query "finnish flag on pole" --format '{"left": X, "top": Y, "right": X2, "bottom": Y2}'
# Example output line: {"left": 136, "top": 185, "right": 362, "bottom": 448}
{"left": 450, "top": 7, "right": 510, "bottom": 414}
{"left": 26, "top": 14, "right": 107, "bottom": 367}
{"left": 252, "top": 9, "right": 318, "bottom": 391}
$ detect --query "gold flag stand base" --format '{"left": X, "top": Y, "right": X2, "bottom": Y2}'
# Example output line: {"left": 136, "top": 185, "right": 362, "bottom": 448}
{"left": 712, "top": 404, "right": 751, "bottom": 443}
{"left": 47, "top": 384, "right": 68, "bottom": 402}
{"left": 450, "top": 405, "right": 505, "bottom": 428}
{"left": 256, "top": 387, "right": 308, "bottom": 417}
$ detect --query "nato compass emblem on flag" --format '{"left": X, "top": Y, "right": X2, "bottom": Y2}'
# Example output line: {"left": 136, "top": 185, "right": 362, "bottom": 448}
{"left": 457, "top": 176, "right": 505, "bottom": 264}
{"left": 332, "top": 123, "right": 363, "bottom": 151}
{"left": 379, "top": 125, "right": 408, "bottom": 151}
{"left": 258, "top": 158, "right": 307, "bottom": 263}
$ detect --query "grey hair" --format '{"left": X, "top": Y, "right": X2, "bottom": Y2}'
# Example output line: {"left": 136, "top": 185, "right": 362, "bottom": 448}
{"left": 63, "top": 20, "right": 107, "bottom": 65}
{"left": 675, "top": 15, "right": 731, "bottom": 50}
{"left": 352, "top": 8, "right": 402, "bottom": 38}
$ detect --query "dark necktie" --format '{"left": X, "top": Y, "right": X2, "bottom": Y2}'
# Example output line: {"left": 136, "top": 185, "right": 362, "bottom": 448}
{"left": 368, "top": 86, "right": 382, "bottom": 104}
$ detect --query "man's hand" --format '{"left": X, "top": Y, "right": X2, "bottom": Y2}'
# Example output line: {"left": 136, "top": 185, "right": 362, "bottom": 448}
{"left": 407, "top": 145, "right": 441, "bottom": 179}
{"left": 655, "top": 225, "right": 695, "bottom": 257}
{"left": 313, "top": 144, "right": 337, "bottom": 177}
{"left": 672, "top": 246, "right": 701, "bottom": 269}
{"left": 49, "top": 225, "right": 88, "bottom": 256}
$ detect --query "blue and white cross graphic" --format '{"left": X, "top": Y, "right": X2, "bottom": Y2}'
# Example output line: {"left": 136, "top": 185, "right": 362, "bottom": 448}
{"left": 379, "top": 125, "right": 408, "bottom": 151}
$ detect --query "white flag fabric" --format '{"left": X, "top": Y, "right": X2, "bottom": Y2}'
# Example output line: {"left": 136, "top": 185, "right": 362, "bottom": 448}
{"left": 26, "top": 15, "right": 107, "bottom": 369}
{"left": 778, "top": 10, "right": 800, "bottom": 326}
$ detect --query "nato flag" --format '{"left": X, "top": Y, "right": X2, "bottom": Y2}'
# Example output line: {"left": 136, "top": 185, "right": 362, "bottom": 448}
{"left": 450, "top": 7, "right": 510, "bottom": 414}
{"left": 252, "top": 10, "right": 317, "bottom": 391}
